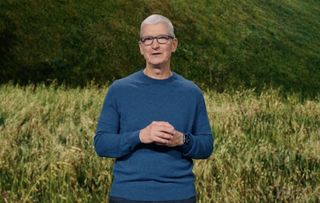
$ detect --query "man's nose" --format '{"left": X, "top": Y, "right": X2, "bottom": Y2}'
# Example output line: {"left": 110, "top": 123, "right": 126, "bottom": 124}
{"left": 151, "top": 39, "right": 160, "bottom": 49}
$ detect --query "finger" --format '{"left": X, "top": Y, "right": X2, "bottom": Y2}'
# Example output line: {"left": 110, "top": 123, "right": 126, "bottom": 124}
{"left": 157, "top": 121, "right": 175, "bottom": 128}
{"left": 157, "top": 125, "right": 175, "bottom": 134}
{"left": 153, "top": 121, "right": 175, "bottom": 133}
{"left": 155, "top": 131, "right": 173, "bottom": 140}
{"left": 154, "top": 137, "right": 170, "bottom": 144}
{"left": 172, "top": 130, "right": 179, "bottom": 137}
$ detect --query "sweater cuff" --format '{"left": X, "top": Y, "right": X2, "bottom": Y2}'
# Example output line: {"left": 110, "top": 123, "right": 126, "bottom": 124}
{"left": 126, "top": 130, "right": 141, "bottom": 148}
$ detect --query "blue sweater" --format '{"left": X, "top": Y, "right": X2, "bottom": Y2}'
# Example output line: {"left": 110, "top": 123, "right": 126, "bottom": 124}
{"left": 94, "top": 70, "right": 213, "bottom": 201}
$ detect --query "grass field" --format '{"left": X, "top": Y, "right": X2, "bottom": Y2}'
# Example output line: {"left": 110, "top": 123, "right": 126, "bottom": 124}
{"left": 0, "top": 84, "right": 319, "bottom": 202}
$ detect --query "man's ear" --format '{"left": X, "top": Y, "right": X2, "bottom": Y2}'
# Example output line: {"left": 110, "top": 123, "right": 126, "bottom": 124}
{"left": 139, "top": 43, "right": 144, "bottom": 55}
{"left": 171, "top": 38, "right": 178, "bottom": 52}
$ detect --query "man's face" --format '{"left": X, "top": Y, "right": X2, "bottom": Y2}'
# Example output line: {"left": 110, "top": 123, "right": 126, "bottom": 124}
{"left": 139, "top": 23, "right": 178, "bottom": 68}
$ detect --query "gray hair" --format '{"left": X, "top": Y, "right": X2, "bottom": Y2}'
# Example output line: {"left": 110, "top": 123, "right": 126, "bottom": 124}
{"left": 140, "top": 14, "right": 175, "bottom": 37}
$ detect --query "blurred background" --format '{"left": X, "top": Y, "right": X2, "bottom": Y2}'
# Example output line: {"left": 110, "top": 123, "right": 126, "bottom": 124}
{"left": 1, "top": 0, "right": 319, "bottom": 97}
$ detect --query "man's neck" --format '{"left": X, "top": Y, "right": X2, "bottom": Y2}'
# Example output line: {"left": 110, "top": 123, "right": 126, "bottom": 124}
{"left": 143, "top": 66, "right": 172, "bottom": 80}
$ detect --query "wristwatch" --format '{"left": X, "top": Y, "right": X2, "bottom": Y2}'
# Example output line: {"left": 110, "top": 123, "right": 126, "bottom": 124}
{"left": 183, "top": 133, "right": 190, "bottom": 145}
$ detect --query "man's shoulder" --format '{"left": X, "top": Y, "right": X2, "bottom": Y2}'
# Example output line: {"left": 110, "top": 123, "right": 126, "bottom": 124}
{"left": 175, "top": 73, "right": 203, "bottom": 95}
{"left": 109, "top": 70, "right": 140, "bottom": 88}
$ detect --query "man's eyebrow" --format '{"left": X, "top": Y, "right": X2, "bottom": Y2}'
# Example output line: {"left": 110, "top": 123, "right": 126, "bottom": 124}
{"left": 141, "top": 35, "right": 153, "bottom": 38}
{"left": 142, "top": 34, "right": 169, "bottom": 38}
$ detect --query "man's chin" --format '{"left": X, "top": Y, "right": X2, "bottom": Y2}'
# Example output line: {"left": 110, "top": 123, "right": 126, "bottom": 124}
{"left": 148, "top": 60, "right": 168, "bottom": 68}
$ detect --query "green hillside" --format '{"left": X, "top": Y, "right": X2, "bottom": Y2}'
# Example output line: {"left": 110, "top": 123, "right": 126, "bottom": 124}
{"left": 1, "top": 0, "right": 319, "bottom": 96}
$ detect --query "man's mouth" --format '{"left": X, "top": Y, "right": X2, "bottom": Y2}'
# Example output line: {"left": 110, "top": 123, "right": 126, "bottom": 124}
{"left": 152, "top": 53, "right": 161, "bottom": 55}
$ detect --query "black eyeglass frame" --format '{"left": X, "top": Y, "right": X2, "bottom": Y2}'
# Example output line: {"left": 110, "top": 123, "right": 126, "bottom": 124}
{"left": 139, "top": 35, "right": 174, "bottom": 46}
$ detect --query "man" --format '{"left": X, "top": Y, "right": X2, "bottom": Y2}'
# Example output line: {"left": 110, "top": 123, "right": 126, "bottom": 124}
{"left": 94, "top": 14, "right": 213, "bottom": 203}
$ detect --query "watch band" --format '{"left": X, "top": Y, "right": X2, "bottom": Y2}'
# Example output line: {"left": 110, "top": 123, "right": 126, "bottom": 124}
{"left": 183, "top": 133, "right": 190, "bottom": 145}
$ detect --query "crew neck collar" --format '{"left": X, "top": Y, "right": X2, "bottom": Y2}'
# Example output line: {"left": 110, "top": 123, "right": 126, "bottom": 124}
{"left": 138, "top": 69, "right": 177, "bottom": 84}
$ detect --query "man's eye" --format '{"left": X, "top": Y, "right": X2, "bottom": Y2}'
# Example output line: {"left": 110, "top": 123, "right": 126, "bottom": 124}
{"left": 142, "top": 37, "right": 153, "bottom": 42}
{"left": 158, "top": 36, "right": 168, "bottom": 40}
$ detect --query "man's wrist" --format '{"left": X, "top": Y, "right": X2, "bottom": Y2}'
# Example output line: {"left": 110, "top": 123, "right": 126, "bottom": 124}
{"left": 139, "top": 129, "right": 147, "bottom": 144}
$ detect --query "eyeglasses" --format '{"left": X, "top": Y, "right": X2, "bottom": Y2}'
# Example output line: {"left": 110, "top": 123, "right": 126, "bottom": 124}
{"left": 139, "top": 35, "right": 174, "bottom": 46}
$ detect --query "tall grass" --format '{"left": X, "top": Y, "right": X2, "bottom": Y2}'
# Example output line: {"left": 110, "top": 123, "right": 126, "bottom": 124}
{"left": 0, "top": 84, "right": 319, "bottom": 202}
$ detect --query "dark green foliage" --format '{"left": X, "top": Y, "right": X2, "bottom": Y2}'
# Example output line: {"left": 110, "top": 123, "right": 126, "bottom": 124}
{"left": 1, "top": 0, "right": 319, "bottom": 97}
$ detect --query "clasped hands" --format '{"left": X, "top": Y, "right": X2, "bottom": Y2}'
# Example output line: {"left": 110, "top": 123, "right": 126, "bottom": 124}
{"left": 139, "top": 121, "right": 184, "bottom": 147}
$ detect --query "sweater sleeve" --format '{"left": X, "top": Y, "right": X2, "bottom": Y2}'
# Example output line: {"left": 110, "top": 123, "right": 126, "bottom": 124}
{"left": 94, "top": 84, "right": 141, "bottom": 158}
{"left": 180, "top": 93, "right": 214, "bottom": 159}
